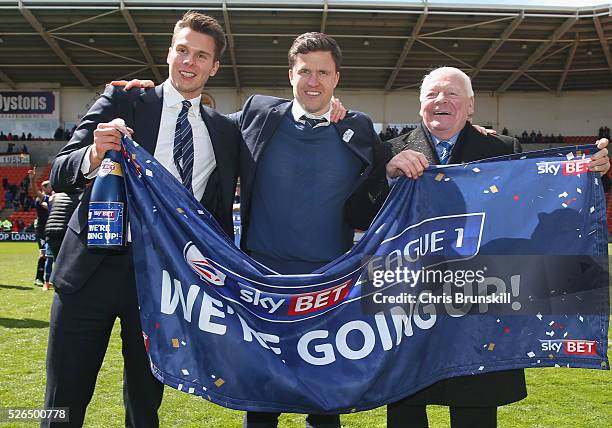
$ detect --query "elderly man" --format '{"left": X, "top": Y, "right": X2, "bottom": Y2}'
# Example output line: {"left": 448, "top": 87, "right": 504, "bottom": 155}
{"left": 380, "top": 66, "right": 610, "bottom": 428}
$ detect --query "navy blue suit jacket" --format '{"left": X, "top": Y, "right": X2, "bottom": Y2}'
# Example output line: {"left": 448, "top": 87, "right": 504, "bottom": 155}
{"left": 50, "top": 84, "right": 240, "bottom": 293}
{"left": 230, "top": 95, "right": 391, "bottom": 249}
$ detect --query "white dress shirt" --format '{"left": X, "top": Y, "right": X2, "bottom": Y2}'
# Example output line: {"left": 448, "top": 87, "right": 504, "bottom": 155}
{"left": 155, "top": 80, "right": 216, "bottom": 201}
{"left": 291, "top": 100, "right": 331, "bottom": 126}
{"left": 82, "top": 79, "right": 216, "bottom": 202}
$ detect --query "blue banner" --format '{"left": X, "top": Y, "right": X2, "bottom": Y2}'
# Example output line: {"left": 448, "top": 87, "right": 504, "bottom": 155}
{"left": 121, "top": 137, "right": 609, "bottom": 414}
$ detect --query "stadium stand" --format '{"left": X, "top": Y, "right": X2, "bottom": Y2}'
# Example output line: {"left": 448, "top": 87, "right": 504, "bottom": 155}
{"left": 1, "top": 163, "right": 51, "bottom": 230}
{"left": 1, "top": 166, "right": 30, "bottom": 210}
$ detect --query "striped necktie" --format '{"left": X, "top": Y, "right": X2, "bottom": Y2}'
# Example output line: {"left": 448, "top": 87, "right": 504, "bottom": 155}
{"left": 300, "top": 115, "right": 328, "bottom": 128}
{"left": 437, "top": 140, "right": 453, "bottom": 165}
{"left": 173, "top": 100, "right": 194, "bottom": 193}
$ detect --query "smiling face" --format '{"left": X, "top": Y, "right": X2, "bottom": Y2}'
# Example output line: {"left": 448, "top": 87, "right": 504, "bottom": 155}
{"left": 289, "top": 51, "right": 339, "bottom": 116}
{"left": 419, "top": 69, "right": 474, "bottom": 140}
{"left": 166, "top": 27, "right": 220, "bottom": 99}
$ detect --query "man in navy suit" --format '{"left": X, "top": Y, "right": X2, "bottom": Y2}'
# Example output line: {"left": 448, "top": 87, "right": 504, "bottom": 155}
{"left": 43, "top": 12, "right": 240, "bottom": 427}
{"left": 232, "top": 32, "right": 390, "bottom": 428}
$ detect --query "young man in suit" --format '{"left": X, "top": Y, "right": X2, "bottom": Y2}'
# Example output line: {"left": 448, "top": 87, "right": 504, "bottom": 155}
{"left": 380, "top": 66, "right": 610, "bottom": 428}
{"left": 43, "top": 12, "right": 240, "bottom": 427}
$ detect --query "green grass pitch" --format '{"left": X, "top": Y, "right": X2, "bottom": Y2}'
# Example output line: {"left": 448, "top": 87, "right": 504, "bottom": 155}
{"left": 0, "top": 242, "right": 610, "bottom": 427}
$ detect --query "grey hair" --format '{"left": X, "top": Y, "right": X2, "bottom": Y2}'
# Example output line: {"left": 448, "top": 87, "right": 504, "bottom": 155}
{"left": 419, "top": 67, "right": 474, "bottom": 101}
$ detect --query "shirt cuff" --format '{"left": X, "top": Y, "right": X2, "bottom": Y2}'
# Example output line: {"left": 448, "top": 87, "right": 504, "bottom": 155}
{"left": 81, "top": 146, "right": 99, "bottom": 179}
{"left": 386, "top": 174, "right": 400, "bottom": 187}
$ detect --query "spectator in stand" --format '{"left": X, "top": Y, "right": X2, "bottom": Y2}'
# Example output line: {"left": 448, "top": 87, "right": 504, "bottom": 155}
{"left": 21, "top": 175, "right": 29, "bottom": 194}
{"left": 2, "top": 177, "right": 8, "bottom": 190}
{"left": 4, "top": 188, "right": 13, "bottom": 207}
{"left": 18, "top": 188, "right": 27, "bottom": 211}
{"left": 17, "top": 218, "right": 25, "bottom": 232}
{"left": 605, "top": 126, "right": 610, "bottom": 140}
{"left": 0, "top": 131, "right": 6, "bottom": 141}
{"left": 26, "top": 133, "right": 32, "bottom": 141}
{"left": 557, "top": 133, "right": 564, "bottom": 144}
{"left": 502, "top": 127, "right": 509, "bottom": 136}
{"left": 29, "top": 167, "right": 54, "bottom": 290}
{"left": 7, "top": 141, "right": 14, "bottom": 152}
{"left": 12, "top": 191, "right": 21, "bottom": 210}
{"left": 20, "top": 132, "right": 26, "bottom": 141}
{"left": 529, "top": 130, "right": 536, "bottom": 143}
{"left": 53, "top": 126, "right": 63, "bottom": 141}
{"left": 21, "top": 143, "right": 28, "bottom": 154}
{"left": 23, "top": 194, "right": 34, "bottom": 211}
{"left": 536, "top": 130, "right": 543, "bottom": 143}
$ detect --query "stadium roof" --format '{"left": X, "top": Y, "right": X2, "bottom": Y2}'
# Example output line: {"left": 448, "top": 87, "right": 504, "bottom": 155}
{"left": 0, "top": 0, "right": 611, "bottom": 93}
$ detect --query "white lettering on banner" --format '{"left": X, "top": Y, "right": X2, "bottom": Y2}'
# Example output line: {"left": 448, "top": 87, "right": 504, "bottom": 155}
{"left": 239, "top": 288, "right": 285, "bottom": 314}
{"left": 298, "top": 331, "right": 334, "bottom": 365}
{"left": 237, "top": 315, "right": 281, "bottom": 355}
{"left": 336, "top": 321, "right": 376, "bottom": 360}
{"left": 296, "top": 304, "right": 437, "bottom": 366}
{"left": 160, "top": 270, "right": 225, "bottom": 335}
{"left": 158, "top": 270, "right": 441, "bottom": 365}
{"left": 198, "top": 293, "right": 226, "bottom": 335}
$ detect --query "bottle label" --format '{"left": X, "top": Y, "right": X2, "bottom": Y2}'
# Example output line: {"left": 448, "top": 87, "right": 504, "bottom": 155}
{"left": 87, "top": 202, "right": 125, "bottom": 247}
{"left": 99, "top": 158, "right": 123, "bottom": 178}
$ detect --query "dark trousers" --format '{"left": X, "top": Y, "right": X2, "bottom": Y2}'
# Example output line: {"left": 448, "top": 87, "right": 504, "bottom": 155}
{"left": 42, "top": 253, "right": 163, "bottom": 427}
{"left": 387, "top": 404, "right": 497, "bottom": 428}
{"left": 244, "top": 412, "right": 340, "bottom": 428}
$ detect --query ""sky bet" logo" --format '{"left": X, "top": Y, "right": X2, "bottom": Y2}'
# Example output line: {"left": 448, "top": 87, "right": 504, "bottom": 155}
{"left": 288, "top": 280, "right": 352, "bottom": 315}
{"left": 537, "top": 159, "right": 590, "bottom": 176}
{"left": 91, "top": 209, "right": 117, "bottom": 220}
{"left": 540, "top": 339, "right": 597, "bottom": 355}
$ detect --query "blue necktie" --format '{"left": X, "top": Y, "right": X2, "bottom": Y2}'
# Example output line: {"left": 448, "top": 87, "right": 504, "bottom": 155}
{"left": 300, "top": 115, "right": 328, "bottom": 128}
{"left": 173, "top": 100, "right": 194, "bottom": 194}
{"left": 437, "top": 140, "right": 453, "bottom": 165}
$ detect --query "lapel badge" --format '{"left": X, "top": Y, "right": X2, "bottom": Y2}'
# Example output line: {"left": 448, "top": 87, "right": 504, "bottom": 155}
{"left": 342, "top": 129, "right": 354, "bottom": 143}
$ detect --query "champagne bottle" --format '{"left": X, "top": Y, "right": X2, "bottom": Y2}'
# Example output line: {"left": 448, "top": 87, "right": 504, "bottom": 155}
{"left": 87, "top": 144, "right": 128, "bottom": 250}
